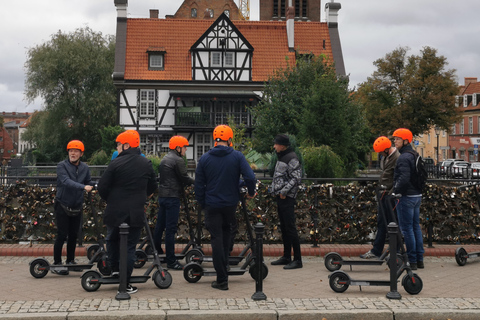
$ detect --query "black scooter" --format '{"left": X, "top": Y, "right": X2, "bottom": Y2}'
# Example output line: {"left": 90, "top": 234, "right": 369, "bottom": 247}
{"left": 80, "top": 209, "right": 172, "bottom": 291}
{"left": 133, "top": 194, "right": 204, "bottom": 268}
{"left": 324, "top": 188, "right": 402, "bottom": 272}
{"left": 328, "top": 194, "right": 423, "bottom": 295}
{"left": 455, "top": 183, "right": 480, "bottom": 266}
{"left": 182, "top": 194, "right": 268, "bottom": 283}
{"left": 29, "top": 192, "right": 111, "bottom": 278}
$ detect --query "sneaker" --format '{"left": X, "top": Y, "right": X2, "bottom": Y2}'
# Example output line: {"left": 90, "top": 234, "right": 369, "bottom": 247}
{"left": 271, "top": 256, "right": 291, "bottom": 265}
{"left": 126, "top": 285, "right": 138, "bottom": 294}
{"left": 359, "top": 250, "right": 379, "bottom": 259}
{"left": 167, "top": 261, "right": 184, "bottom": 270}
{"left": 110, "top": 271, "right": 120, "bottom": 278}
{"left": 211, "top": 281, "right": 228, "bottom": 290}
{"left": 417, "top": 261, "right": 424, "bottom": 269}
{"left": 283, "top": 260, "right": 303, "bottom": 270}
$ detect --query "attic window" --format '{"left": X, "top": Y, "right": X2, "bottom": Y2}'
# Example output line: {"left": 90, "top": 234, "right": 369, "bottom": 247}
{"left": 473, "top": 94, "right": 478, "bottom": 107}
{"left": 147, "top": 48, "right": 166, "bottom": 71}
{"left": 191, "top": 8, "right": 197, "bottom": 18}
{"left": 224, "top": 10, "right": 230, "bottom": 17}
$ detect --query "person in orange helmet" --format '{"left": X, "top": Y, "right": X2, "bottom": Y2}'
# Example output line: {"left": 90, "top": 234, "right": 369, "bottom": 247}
{"left": 53, "top": 140, "right": 94, "bottom": 275}
{"left": 153, "top": 135, "right": 194, "bottom": 270}
{"left": 392, "top": 128, "right": 424, "bottom": 270}
{"left": 98, "top": 130, "right": 158, "bottom": 294}
{"left": 360, "top": 136, "right": 399, "bottom": 259}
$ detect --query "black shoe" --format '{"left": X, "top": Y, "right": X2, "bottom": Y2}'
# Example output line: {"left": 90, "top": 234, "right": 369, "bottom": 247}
{"left": 167, "top": 261, "right": 184, "bottom": 270}
{"left": 211, "top": 281, "right": 228, "bottom": 290}
{"left": 417, "top": 261, "right": 424, "bottom": 269}
{"left": 283, "top": 260, "right": 303, "bottom": 270}
{"left": 409, "top": 262, "right": 417, "bottom": 270}
{"left": 271, "top": 257, "right": 291, "bottom": 266}
{"left": 66, "top": 260, "right": 83, "bottom": 272}
{"left": 110, "top": 271, "right": 120, "bottom": 278}
{"left": 126, "top": 285, "right": 138, "bottom": 294}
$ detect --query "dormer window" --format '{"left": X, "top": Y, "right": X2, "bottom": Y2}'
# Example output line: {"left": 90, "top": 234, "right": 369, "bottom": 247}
{"left": 473, "top": 94, "right": 478, "bottom": 107}
{"left": 224, "top": 10, "right": 230, "bottom": 17}
{"left": 147, "top": 48, "right": 166, "bottom": 71}
{"left": 191, "top": 8, "right": 197, "bottom": 18}
{"left": 211, "top": 52, "right": 234, "bottom": 67}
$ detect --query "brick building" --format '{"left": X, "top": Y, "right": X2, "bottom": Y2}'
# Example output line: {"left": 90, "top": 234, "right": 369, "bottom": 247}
{"left": 166, "top": 0, "right": 242, "bottom": 20}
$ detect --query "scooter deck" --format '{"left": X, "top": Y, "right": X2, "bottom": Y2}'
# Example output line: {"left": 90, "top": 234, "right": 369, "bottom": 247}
{"left": 98, "top": 275, "right": 150, "bottom": 284}
{"left": 192, "top": 255, "right": 244, "bottom": 265}
{"left": 340, "top": 259, "right": 385, "bottom": 266}
{"left": 201, "top": 267, "right": 246, "bottom": 277}
{"left": 50, "top": 264, "right": 94, "bottom": 271}
{"left": 349, "top": 279, "right": 392, "bottom": 287}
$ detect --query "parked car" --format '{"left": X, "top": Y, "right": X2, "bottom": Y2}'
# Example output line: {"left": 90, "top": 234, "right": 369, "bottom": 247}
{"left": 440, "top": 159, "right": 458, "bottom": 176}
{"left": 450, "top": 160, "right": 471, "bottom": 178}
{"left": 472, "top": 162, "right": 480, "bottom": 178}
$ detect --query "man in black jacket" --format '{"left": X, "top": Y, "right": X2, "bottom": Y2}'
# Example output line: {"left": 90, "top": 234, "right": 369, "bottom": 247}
{"left": 98, "top": 130, "right": 158, "bottom": 294}
{"left": 392, "top": 128, "right": 424, "bottom": 270}
{"left": 154, "top": 136, "right": 194, "bottom": 270}
{"left": 53, "top": 140, "right": 94, "bottom": 275}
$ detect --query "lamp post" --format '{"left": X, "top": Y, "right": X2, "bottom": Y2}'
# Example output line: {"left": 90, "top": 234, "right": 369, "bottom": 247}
{"left": 434, "top": 126, "right": 440, "bottom": 165}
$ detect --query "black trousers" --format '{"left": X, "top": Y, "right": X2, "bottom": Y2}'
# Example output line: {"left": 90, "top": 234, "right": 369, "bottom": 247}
{"left": 277, "top": 196, "right": 302, "bottom": 261}
{"left": 204, "top": 205, "right": 237, "bottom": 283}
{"left": 53, "top": 203, "right": 82, "bottom": 264}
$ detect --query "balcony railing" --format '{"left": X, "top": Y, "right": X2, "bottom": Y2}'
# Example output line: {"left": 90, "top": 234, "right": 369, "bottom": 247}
{"left": 176, "top": 112, "right": 252, "bottom": 127}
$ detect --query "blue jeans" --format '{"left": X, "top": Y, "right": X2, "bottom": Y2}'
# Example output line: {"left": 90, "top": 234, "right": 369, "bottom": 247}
{"left": 106, "top": 225, "right": 142, "bottom": 284}
{"left": 396, "top": 196, "right": 424, "bottom": 264}
{"left": 153, "top": 197, "right": 180, "bottom": 265}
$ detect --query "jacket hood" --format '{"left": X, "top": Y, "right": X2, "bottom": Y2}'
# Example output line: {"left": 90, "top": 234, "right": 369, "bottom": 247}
{"left": 209, "top": 145, "right": 234, "bottom": 157}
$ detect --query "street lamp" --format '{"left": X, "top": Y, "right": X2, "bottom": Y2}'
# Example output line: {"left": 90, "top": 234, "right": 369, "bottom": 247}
{"left": 434, "top": 126, "right": 440, "bottom": 165}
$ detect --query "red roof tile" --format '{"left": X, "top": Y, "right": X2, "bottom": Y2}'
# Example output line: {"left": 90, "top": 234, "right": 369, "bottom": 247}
{"left": 125, "top": 19, "right": 333, "bottom": 82}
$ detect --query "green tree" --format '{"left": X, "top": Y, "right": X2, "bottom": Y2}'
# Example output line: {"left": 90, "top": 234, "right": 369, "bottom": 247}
{"left": 356, "top": 46, "right": 461, "bottom": 136}
{"left": 23, "top": 27, "right": 117, "bottom": 162}
{"left": 252, "top": 56, "right": 370, "bottom": 176}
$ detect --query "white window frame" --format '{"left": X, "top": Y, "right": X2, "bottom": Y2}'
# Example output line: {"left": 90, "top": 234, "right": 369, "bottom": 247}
{"left": 474, "top": 94, "right": 478, "bottom": 107}
{"left": 139, "top": 89, "right": 156, "bottom": 118}
{"left": 211, "top": 52, "right": 234, "bottom": 67}
{"left": 469, "top": 117, "right": 473, "bottom": 134}
{"left": 460, "top": 119, "right": 464, "bottom": 134}
{"left": 464, "top": 94, "right": 468, "bottom": 107}
{"left": 211, "top": 52, "right": 221, "bottom": 67}
{"left": 452, "top": 124, "right": 456, "bottom": 135}
{"left": 225, "top": 52, "right": 234, "bottom": 67}
{"left": 149, "top": 54, "right": 164, "bottom": 70}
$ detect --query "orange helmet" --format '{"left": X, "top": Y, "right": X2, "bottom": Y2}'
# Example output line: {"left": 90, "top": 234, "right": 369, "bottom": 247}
{"left": 373, "top": 136, "right": 391, "bottom": 153}
{"left": 116, "top": 130, "right": 140, "bottom": 148}
{"left": 169, "top": 136, "right": 189, "bottom": 150}
{"left": 213, "top": 125, "right": 233, "bottom": 146}
{"left": 392, "top": 128, "right": 413, "bottom": 143}
{"left": 67, "top": 140, "right": 84, "bottom": 152}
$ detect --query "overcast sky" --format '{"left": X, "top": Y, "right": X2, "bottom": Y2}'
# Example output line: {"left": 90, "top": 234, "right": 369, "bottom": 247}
{"left": 1, "top": 0, "right": 479, "bottom": 113}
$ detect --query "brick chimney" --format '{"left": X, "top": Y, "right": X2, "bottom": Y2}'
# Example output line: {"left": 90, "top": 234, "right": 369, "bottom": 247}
{"left": 465, "top": 77, "right": 478, "bottom": 87}
{"left": 150, "top": 9, "right": 159, "bottom": 19}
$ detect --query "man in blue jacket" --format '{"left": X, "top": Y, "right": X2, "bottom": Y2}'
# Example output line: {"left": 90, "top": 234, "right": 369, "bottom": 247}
{"left": 392, "top": 128, "right": 424, "bottom": 270}
{"left": 53, "top": 140, "right": 94, "bottom": 275}
{"left": 195, "top": 125, "right": 256, "bottom": 290}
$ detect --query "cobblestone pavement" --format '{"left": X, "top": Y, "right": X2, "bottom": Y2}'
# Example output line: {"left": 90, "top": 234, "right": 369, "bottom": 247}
{"left": 1, "top": 255, "right": 480, "bottom": 319}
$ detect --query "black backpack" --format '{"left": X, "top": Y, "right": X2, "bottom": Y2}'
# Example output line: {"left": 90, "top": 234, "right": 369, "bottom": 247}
{"left": 406, "top": 150, "right": 428, "bottom": 192}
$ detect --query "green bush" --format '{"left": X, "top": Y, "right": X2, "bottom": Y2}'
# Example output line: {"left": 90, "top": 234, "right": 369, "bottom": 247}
{"left": 302, "top": 145, "right": 344, "bottom": 178}
{"left": 88, "top": 150, "right": 110, "bottom": 165}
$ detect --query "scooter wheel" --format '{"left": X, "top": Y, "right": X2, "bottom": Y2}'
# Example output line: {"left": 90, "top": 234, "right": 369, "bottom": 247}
{"left": 29, "top": 258, "right": 49, "bottom": 278}
{"left": 97, "top": 253, "right": 112, "bottom": 276}
{"left": 86, "top": 244, "right": 100, "bottom": 261}
{"left": 134, "top": 249, "right": 148, "bottom": 268}
{"left": 153, "top": 270, "right": 173, "bottom": 289}
{"left": 324, "top": 252, "right": 343, "bottom": 272}
{"left": 185, "top": 248, "right": 204, "bottom": 264}
{"left": 249, "top": 262, "right": 269, "bottom": 280}
{"left": 329, "top": 271, "right": 350, "bottom": 293}
{"left": 455, "top": 247, "right": 468, "bottom": 266}
{"left": 386, "top": 253, "right": 404, "bottom": 270}
{"left": 81, "top": 270, "right": 102, "bottom": 292}
{"left": 402, "top": 273, "right": 423, "bottom": 295}
{"left": 183, "top": 263, "right": 203, "bottom": 283}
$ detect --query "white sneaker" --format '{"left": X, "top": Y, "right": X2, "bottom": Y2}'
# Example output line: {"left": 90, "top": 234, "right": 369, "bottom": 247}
{"left": 126, "top": 285, "right": 138, "bottom": 294}
{"left": 359, "top": 250, "right": 379, "bottom": 259}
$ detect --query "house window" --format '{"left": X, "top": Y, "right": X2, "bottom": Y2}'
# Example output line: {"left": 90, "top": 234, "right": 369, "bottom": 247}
{"left": 460, "top": 120, "right": 464, "bottom": 134}
{"left": 224, "top": 10, "right": 230, "bottom": 17}
{"left": 469, "top": 117, "right": 473, "bottom": 134}
{"left": 464, "top": 94, "right": 468, "bottom": 107}
{"left": 139, "top": 90, "right": 155, "bottom": 117}
{"left": 452, "top": 124, "right": 456, "bottom": 135}
{"left": 196, "top": 133, "right": 212, "bottom": 160}
{"left": 474, "top": 94, "right": 478, "bottom": 107}
{"left": 140, "top": 135, "right": 153, "bottom": 155}
{"left": 211, "top": 52, "right": 233, "bottom": 67}
{"left": 191, "top": 8, "right": 197, "bottom": 18}
{"left": 148, "top": 53, "right": 164, "bottom": 70}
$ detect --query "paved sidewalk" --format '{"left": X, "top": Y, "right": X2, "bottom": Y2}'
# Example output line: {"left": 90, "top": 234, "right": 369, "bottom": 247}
{"left": 1, "top": 243, "right": 480, "bottom": 319}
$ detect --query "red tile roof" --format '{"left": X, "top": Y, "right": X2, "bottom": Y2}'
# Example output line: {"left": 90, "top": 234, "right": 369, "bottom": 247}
{"left": 125, "top": 19, "right": 333, "bottom": 82}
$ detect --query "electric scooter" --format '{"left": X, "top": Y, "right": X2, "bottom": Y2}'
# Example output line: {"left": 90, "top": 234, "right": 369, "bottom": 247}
{"left": 29, "top": 191, "right": 111, "bottom": 278}
{"left": 80, "top": 209, "right": 172, "bottom": 291}
{"left": 328, "top": 194, "right": 423, "bottom": 295}
{"left": 185, "top": 190, "right": 253, "bottom": 266}
{"left": 182, "top": 193, "right": 268, "bottom": 283}
{"left": 324, "top": 187, "right": 403, "bottom": 272}
{"left": 455, "top": 183, "right": 480, "bottom": 266}
{"left": 133, "top": 194, "right": 204, "bottom": 268}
